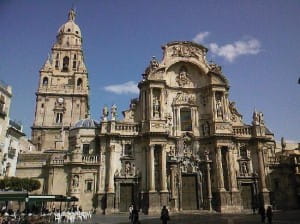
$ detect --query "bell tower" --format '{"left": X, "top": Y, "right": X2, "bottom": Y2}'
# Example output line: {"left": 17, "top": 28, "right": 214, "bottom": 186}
{"left": 32, "top": 9, "right": 89, "bottom": 151}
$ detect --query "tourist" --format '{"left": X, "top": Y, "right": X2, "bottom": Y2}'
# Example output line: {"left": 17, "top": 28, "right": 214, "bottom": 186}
{"left": 266, "top": 206, "right": 273, "bottom": 224}
{"left": 258, "top": 206, "right": 266, "bottom": 223}
{"left": 160, "top": 206, "right": 170, "bottom": 224}
{"left": 128, "top": 204, "right": 133, "bottom": 220}
{"left": 130, "top": 205, "right": 139, "bottom": 224}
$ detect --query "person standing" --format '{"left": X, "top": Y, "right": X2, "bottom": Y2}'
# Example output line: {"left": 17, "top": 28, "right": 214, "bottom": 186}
{"left": 128, "top": 204, "right": 133, "bottom": 221}
{"left": 259, "top": 206, "right": 266, "bottom": 223}
{"left": 266, "top": 206, "right": 273, "bottom": 224}
{"left": 130, "top": 205, "right": 139, "bottom": 224}
{"left": 160, "top": 206, "right": 170, "bottom": 224}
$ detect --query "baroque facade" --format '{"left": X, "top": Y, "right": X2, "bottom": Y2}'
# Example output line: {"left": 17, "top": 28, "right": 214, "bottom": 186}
{"left": 16, "top": 10, "right": 299, "bottom": 213}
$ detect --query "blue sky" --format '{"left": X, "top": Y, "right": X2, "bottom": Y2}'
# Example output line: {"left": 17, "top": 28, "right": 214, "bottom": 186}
{"left": 0, "top": 0, "right": 299, "bottom": 141}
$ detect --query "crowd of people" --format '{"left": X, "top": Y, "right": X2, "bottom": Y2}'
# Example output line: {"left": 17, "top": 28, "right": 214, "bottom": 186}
{"left": 0, "top": 205, "right": 94, "bottom": 224}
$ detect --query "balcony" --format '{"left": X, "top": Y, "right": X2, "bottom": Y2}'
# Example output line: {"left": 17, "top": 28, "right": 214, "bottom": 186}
{"left": 82, "top": 155, "right": 99, "bottom": 164}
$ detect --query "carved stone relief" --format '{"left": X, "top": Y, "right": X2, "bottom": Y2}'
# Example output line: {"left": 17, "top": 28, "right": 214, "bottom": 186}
{"left": 173, "top": 92, "right": 196, "bottom": 105}
{"left": 176, "top": 66, "right": 191, "bottom": 87}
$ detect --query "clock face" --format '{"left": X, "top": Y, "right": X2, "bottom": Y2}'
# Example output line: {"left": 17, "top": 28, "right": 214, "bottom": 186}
{"left": 58, "top": 97, "right": 64, "bottom": 103}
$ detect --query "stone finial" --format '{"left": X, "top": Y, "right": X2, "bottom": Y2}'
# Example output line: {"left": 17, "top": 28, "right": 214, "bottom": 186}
{"left": 111, "top": 104, "right": 117, "bottom": 121}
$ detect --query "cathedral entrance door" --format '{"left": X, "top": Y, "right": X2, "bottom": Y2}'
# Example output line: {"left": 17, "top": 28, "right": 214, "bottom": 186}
{"left": 182, "top": 174, "right": 198, "bottom": 210}
{"left": 119, "top": 183, "right": 133, "bottom": 212}
{"left": 240, "top": 183, "right": 253, "bottom": 209}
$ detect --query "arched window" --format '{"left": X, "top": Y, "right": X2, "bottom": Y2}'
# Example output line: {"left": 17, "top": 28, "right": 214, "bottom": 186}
{"left": 180, "top": 107, "right": 192, "bottom": 131}
{"left": 73, "top": 54, "right": 77, "bottom": 60}
{"left": 42, "top": 77, "right": 48, "bottom": 86}
{"left": 62, "top": 56, "right": 69, "bottom": 72}
{"left": 77, "top": 78, "right": 82, "bottom": 88}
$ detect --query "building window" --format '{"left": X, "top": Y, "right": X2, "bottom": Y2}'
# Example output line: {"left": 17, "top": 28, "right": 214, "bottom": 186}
{"left": 55, "top": 60, "right": 59, "bottom": 69}
{"left": 42, "top": 77, "right": 48, "bottom": 86}
{"left": 83, "top": 144, "right": 90, "bottom": 154}
{"left": 124, "top": 144, "right": 132, "bottom": 156}
{"left": 55, "top": 112, "right": 63, "bottom": 124}
{"left": 77, "top": 78, "right": 82, "bottom": 88}
{"left": 180, "top": 108, "right": 192, "bottom": 131}
{"left": 62, "top": 56, "right": 69, "bottom": 72}
{"left": 0, "top": 95, "right": 5, "bottom": 113}
{"left": 85, "top": 180, "right": 93, "bottom": 192}
{"left": 240, "top": 147, "right": 248, "bottom": 158}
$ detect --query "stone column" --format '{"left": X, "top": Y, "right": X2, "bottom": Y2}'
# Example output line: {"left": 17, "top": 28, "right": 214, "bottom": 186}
{"left": 148, "top": 145, "right": 155, "bottom": 192}
{"left": 150, "top": 88, "right": 153, "bottom": 119}
{"left": 257, "top": 147, "right": 268, "bottom": 192}
{"left": 228, "top": 147, "right": 238, "bottom": 192}
{"left": 216, "top": 146, "right": 225, "bottom": 191}
{"left": 212, "top": 91, "right": 216, "bottom": 120}
{"left": 205, "top": 151, "right": 212, "bottom": 211}
{"left": 160, "top": 145, "right": 168, "bottom": 192}
{"left": 107, "top": 145, "right": 115, "bottom": 193}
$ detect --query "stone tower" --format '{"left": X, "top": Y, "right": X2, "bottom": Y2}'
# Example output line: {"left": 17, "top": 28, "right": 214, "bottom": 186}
{"left": 32, "top": 9, "right": 89, "bottom": 151}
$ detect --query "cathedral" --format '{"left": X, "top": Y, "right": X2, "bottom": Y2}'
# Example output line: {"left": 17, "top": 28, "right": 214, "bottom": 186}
{"left": 16, "top": 9, "right": 300, "bottom": 213}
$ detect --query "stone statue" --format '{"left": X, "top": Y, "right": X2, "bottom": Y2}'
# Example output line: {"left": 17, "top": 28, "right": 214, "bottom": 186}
{"left": 252, "top": 110, "right": 259, "bottom": 125}
{"left": 216, "top": 99, "right": 223, "bottom": 118}
{"left": 111, "top": 104, "right": 117, "bottom": 120}
{"left": 258, "top": 112, "right": 264, "bottom": 125}
{"left": 241, "top": 162, "right": 248, "bottom": 175}
{"left": 150, "top": 56, "right": 159, "bottom": 70}
{"left": 72, "top": 175, "right": 79, "bottom": 188}
{"left": 153, "top": 96, "right": 160, "bottom": 118}
{"left": 102, "top": 106, "right": 109, "bottom": 121}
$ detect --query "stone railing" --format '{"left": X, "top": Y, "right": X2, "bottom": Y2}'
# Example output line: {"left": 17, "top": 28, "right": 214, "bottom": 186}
{"left": 267, "top": 156, "right": 280, "bottom": 166}
{"left": 38, "top": 85, "right": 88, "bottom": 94}
{"left": 82, "top": 155, "right": 99, "bottom": 164}
{"left": 50, "top": 159, "right": 64, "bottom": 165}
{"left": 115, "top": 123, "right": 140, "bottom": 133}
{"left": 233, "top": 126, "right": 252, "bottom": 137}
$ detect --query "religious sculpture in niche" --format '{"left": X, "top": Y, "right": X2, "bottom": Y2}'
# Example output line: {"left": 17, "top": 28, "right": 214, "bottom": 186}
{"left": 240, "top": 162, "right": 249, "bottom": 176}
{"left": 176, "top": 66, "right": 191, "bottom": 87}
{"left": 173, "top": 92, "right": 196, "bottom": 105}
{"left": 201, "top": 121, "right": 210, "bottom": 136}
{"left": 72, "top": 175, "right": 79, "bottom": 188}
{"left": 117, "top": 161, "right": 137, "bottom": 177}
{"left": 153, "top": 96, "right": 160, "bottom": 118}
{"left": 171, "top": 45, "right": 200, "bottom": 59}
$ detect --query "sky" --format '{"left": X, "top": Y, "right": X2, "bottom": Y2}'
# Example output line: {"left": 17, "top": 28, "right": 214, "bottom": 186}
{"left": 0, "top": 0, "right": 299, "bottom": 142}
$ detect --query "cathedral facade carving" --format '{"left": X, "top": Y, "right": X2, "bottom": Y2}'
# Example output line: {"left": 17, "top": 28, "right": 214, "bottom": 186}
{"left": 16, "top": 10, "right": 300, "bottom": 214}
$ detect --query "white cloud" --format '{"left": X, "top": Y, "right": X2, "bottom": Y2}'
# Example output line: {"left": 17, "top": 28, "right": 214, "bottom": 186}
{"left": 193, "top": 31, "right": 210, "bottom": 44}
{"left": 208, "top": 38, "right": 261, "bottom": 62}
{"left": 104, "top": 81, "right": 139, "bottom": 94}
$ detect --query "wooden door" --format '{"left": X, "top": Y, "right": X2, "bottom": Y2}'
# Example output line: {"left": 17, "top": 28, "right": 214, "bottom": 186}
{"left": 119, "top": 184, "right": 133, "bottom": 212}
{"left": 240, "top": 183, "right": 253, "bottom": 209}
{"left": 182, "top": 175, "right": 198, "bottom": 210}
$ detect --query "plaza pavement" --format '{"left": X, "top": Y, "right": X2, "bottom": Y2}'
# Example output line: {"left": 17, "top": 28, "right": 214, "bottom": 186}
{"left": 86, "top": 210, "right": 300, "bottom": 224}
